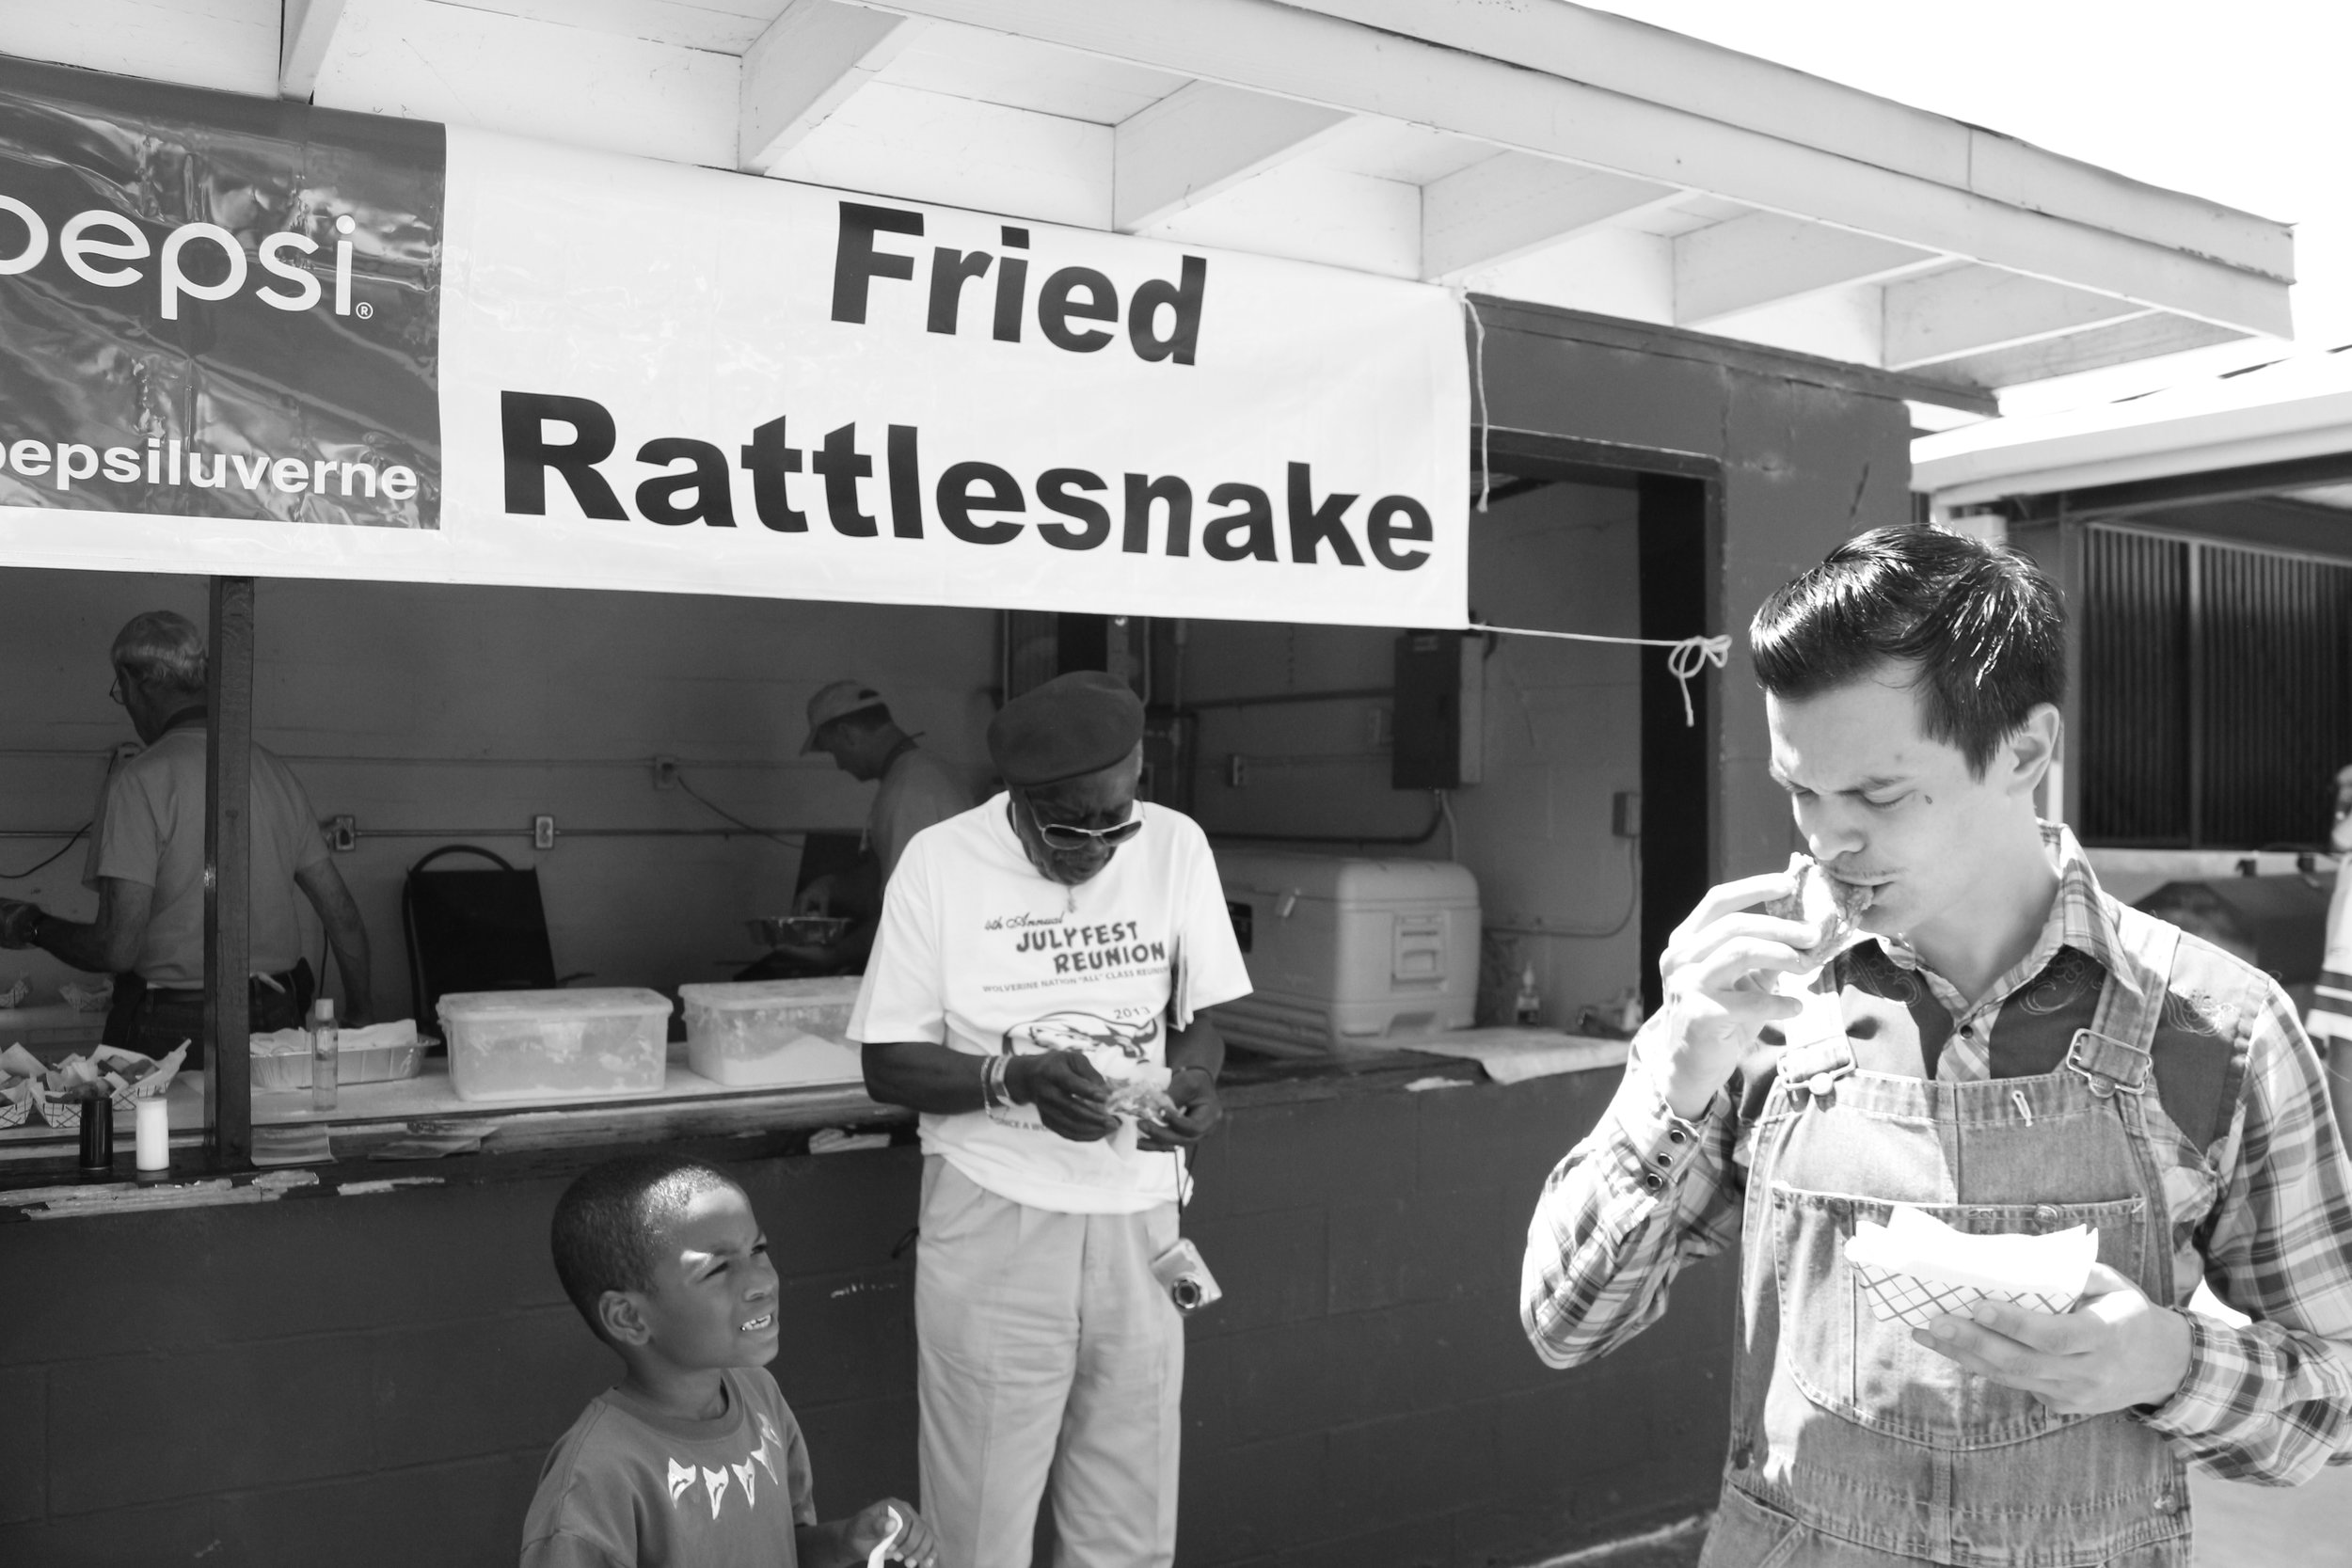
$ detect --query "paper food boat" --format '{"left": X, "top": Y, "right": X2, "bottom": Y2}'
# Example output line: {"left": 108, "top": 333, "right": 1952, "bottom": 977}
{"left": 10, "top": 1042, "right": 189, "bottom": 1130}
{"left": 1844, "top": 1205, "right": 2098, "bottom": 1328}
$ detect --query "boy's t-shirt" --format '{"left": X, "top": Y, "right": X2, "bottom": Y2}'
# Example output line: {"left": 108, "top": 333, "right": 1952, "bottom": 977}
{"left": 849, "top": 794, "right": 1251, "bottom": 1214}
{"left": 519, "top": 1368, "right": 816, "bottom": 1568}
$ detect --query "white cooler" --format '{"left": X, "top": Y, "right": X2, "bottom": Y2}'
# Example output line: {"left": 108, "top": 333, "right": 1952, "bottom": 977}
{"left": 1212, "top": 849, "right": 1479, "bottom": 1055}
{"left": 678, "top": 978, "right": 865, "bottom": 1088}
{"left": 437, "top": 988, "right": 671, "bottom": 1102}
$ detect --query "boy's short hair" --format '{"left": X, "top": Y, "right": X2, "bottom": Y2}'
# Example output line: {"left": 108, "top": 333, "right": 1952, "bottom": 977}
{"left": 1751, "top": 525, "right": 2065, "bottom": 778}
{"left": 550, "top": 1154, "right": 742, "bottom": 1340}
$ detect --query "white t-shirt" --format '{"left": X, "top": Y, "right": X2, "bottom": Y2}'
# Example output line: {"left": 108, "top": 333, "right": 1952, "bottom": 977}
{"left": 849, "top": 793, "right": 1251, "bottom": 1213}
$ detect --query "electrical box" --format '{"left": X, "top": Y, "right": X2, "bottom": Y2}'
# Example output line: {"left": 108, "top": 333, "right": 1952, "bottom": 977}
{"left": 1391, "top": 630, "right": 1483, "bottom": 790}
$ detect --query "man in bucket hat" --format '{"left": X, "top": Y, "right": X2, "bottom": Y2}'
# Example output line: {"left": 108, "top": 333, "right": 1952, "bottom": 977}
{"left": 752, "top": 680, "right": 972, "bottom": 977}
{"left": 850, "top": 671, "right": 1251, "bottom": 1568}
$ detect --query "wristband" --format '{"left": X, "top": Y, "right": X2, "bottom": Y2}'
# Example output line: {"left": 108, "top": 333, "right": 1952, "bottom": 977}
{"left": 980, "top": 1053, "right": 1008, "bottom": 1111}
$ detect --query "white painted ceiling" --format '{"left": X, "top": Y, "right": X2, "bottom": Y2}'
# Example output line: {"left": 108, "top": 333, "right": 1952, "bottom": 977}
{"left": 0, "top": 0, "right": 2300, "bottom": 405}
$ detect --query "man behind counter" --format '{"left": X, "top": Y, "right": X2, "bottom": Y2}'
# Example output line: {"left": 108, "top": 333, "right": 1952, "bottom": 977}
{"left": 0, "top": 610, "right": 372, "bottom": 1063}
{"left": 752, "top": 681, "right": 970, "bottom": 977}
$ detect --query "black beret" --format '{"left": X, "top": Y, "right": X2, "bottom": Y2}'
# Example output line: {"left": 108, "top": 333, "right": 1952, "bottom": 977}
{"left": 989, "top": 672, "right": 1145, "bottom": 788}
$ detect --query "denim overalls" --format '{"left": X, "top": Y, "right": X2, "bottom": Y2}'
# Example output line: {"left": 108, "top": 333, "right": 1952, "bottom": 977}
{"left": 1703, "top": 911, "right": 2207, "bottom": 1568}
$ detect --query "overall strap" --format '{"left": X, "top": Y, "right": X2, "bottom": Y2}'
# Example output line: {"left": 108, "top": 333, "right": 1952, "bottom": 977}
{"left": 2066, "top": 905, "right": 2182, "bottom": 1099}
{"left": 1775, "top": 1030, "right": 1856, "bottom": 1094}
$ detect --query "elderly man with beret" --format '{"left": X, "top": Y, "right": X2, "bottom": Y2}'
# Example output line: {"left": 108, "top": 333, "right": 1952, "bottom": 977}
{"left": 850, "top": 671, "right": 1250, "bottom": 1568}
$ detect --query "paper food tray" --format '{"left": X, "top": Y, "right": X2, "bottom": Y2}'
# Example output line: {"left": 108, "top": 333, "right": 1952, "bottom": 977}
{"left": 1844, "top": 1204, "right": 2096, "bottom": 1328}
{"left": 249, "top": 1022, "right": 424, "bottom": 1091}
{"left": 1851, "top": 1262, "right": 2084, "bottom": 1329}
{"left": 32, "top": 1043, "right": 187, "bottom": 1129}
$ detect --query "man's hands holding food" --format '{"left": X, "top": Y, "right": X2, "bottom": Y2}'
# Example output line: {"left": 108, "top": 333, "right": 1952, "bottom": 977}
{"left": 1137, "top": 1062, "right": 1220, "bottom": 1152}
{"left": 1914, "top": 1264, "right": 2193, "bottom": 1416}
{"left": 1651, "top": 860, "right": 1853, "bottom": 1119}
{"left": 1005, "top": 1048, "right": 1121, "bottom": 1141}
{"left": 1005, "top": 1050, "right": 1220, "bottom": 1149}
{"left": 1660, "top": 862, "right": 2196, "bottom": 1416}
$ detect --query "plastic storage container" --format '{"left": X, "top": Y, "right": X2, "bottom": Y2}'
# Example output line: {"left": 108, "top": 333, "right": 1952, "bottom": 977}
{"left": 679, "top": 978, "right": 865, "bottom": 1088}
{"left": 437, "top": 988, "right": 670, "bottom": 1102}
{"left": 1212, "top": 850, "right": 1479, "bottom": 1055}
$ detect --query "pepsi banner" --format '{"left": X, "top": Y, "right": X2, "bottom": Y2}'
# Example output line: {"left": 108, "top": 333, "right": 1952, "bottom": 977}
{"left": 0, "top": 58, "right": 1468, "bottom": 627}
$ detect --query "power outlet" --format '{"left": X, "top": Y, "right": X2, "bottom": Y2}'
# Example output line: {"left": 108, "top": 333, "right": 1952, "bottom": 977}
{"left": 329, "top": 815, "right": 358, "bottom": 853}
{"left": 651, "top": 755, "right": 680, "bottom": 790}
{"left": 1611, "top": 790, "right": 1643, "bottom": 839}
{"left": 532, "top": 814, "right": 557, "bottom": 850}
{"left": 1226, "top": 753, "right": 1248, "bottom": 789}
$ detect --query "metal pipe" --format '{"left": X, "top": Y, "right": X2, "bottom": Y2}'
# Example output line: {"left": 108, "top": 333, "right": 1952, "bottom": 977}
{"left": 1205, "top": 800, "right": 1445, "bottom": 848}
{"left": 326, "top": 825, "right": 825, "bottom": 840}
{"left": 1184, "top": 686, "right": 1391, "bottom": 712}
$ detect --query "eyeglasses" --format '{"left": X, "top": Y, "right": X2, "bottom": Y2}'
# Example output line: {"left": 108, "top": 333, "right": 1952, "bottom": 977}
{"left": 1027, "top": 803, "right": 1142, "bottom": 850}
{"left": 106, "top": 674, "right": 127, "bottom": 706}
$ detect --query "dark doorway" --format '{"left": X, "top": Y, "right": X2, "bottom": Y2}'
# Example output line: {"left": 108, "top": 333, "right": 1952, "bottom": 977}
{"left": 1637, "top": 473, "right": 1713, "bottom": 1014}
{"left": 1479, "top": 432, "right": 1719, "bottom": 1019}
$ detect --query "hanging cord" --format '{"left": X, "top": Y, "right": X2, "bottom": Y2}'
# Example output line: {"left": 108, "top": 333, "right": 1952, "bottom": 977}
{"left": 0, "top": 821, "right": 89, "bottom": 880}
{"left": 1462, "top": 291, "right": 1493, "bottom": 515}
{"left": 1474, "top": 624, "right": 1730, "bottom": 730}
{"left": 673, "top": 768, "right": 804, "bottom": 849}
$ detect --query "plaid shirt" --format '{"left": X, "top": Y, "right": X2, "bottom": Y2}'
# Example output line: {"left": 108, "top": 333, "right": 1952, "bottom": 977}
{"left": 1520, "top": 824, "right": 2352, "bottom": 1484}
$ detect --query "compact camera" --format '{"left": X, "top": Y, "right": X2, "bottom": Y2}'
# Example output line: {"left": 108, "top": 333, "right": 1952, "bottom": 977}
{"left": 1150, "top": 1238, "right": 1223, "bottom": 1314}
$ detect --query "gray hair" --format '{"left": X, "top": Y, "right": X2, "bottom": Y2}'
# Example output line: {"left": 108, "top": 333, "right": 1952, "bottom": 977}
{"left": 111, "top": 610, "right": 207, "bottom": 694}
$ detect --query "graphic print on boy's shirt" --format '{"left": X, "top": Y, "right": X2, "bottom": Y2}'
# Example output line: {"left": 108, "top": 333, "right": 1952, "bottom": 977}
{"left": 662, "top": 1410, "right": 787, "bottom": 1519}
{"left": 519, "top": 1369, "right": 818, "bottom": 1568}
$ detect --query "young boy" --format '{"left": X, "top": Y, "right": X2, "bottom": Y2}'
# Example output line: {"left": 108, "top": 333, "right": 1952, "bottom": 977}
{"left": 522, "top": 1154, "right": 941, "bottom": 1568}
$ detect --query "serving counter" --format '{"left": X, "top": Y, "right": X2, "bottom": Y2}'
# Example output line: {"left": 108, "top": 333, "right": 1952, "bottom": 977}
{"left": 0, "top": 1037, "right": 893, "bottom": 1180}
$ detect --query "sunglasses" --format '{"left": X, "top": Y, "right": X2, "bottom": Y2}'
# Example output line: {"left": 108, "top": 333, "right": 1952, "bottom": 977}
{"left": 1027, "top": 803, "right": 1143, "bottom": 850}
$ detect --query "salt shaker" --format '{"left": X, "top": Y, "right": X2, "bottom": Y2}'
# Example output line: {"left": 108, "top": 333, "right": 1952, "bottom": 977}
{"left": 135, "top": 1093, "right": 170, "bottom": 1173}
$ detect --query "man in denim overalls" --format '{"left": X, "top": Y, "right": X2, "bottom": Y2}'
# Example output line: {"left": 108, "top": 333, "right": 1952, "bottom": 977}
{"left": 1523, "top": 526, "right": 2352, "bottom": 1566}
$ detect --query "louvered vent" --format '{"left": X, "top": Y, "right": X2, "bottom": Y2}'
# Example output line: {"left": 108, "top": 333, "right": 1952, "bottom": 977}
{"left": 2080, "top": 525, "right": 2352, "bottom": 847}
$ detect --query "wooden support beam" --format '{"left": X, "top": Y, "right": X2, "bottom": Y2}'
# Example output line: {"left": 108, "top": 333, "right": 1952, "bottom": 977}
{"left": 1422, "top": 153, "right": 1677, "bottom": 281}
{"left": 1883, "top": 265, "right": 2151, "bottom": 371}
{"left": 740, "top": 0, "right": 918, "bottom": 174}
{"left": 1674, "top": 211, "right": 1938, "bottom": 326}
{"left": 1113, "top": 81, "right": 1350, "bottom": 233}
{"left": 279, "top": 0, "right": 351, "bottom": 101}
{"left": 1913, "top": 312, "right": 2248, "bottom": 396}
{"left": 204, "top": 577, "right": 254, "bottom": 1170}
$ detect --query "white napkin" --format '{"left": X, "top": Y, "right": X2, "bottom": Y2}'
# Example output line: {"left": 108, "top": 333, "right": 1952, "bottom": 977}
{"left": 866, "top": 1506, "right": 903, "bottom": 1568}
{"left": 1846, "top": 1204, "right": 2098, "bottom": 1298}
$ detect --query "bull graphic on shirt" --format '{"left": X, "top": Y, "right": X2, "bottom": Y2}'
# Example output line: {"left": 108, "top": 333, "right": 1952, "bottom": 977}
{"left": 1001, "top": 1010, "right": 1158, "bottom": 1062}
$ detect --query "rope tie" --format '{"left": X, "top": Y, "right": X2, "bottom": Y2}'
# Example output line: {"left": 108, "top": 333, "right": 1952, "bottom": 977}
{"left": 1476, "top": 624, "right": 1732, "bottom": 728}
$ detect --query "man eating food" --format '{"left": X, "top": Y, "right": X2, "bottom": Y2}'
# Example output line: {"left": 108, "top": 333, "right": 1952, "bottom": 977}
{"left": 1520, "top": 525, "right": 2352, "bottom": 1567}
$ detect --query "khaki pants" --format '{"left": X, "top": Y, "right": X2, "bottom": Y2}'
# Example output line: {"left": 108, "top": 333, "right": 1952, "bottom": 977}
{"left": 914, "top": 1156, "right": 1184, "bottom": 1568}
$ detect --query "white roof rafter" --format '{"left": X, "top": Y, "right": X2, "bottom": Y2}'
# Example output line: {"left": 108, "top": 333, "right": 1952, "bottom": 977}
{"left": 0, "top": 0, "right": 2296, "bottom": 397}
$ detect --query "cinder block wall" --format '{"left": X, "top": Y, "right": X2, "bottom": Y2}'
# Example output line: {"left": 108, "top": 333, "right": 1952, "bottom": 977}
{"left": 0, "top": 1067, "right": 1733, "bottom": 1566}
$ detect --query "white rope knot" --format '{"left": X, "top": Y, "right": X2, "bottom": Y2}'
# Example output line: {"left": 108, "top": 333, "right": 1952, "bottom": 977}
{"left": 1472, "top": 624, "right": 1732, "bottom": 729}
{"left": 1666, "top": 634, "right": 1732, "bottom": 728}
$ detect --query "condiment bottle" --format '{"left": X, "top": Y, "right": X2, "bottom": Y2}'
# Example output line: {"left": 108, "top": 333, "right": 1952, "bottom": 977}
{"left": 135, "top": 1093, "right": 170, "bottom": 1173}
{"left": 310, "top": 997, "right": 340, "bottom": 1112}
{"left": 1514, "top": 964, "right": 1543, "bottom": 1026}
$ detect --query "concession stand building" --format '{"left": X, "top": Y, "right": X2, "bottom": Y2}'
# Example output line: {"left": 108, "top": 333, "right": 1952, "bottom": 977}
{"left": 0, "top": 4, "right": 2292, "bottom": 1564}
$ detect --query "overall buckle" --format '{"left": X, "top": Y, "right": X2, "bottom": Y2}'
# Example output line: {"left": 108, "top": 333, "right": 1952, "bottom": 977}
{"left": 2065, "top": 1028, "right": 2149, "bottom": 1099}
